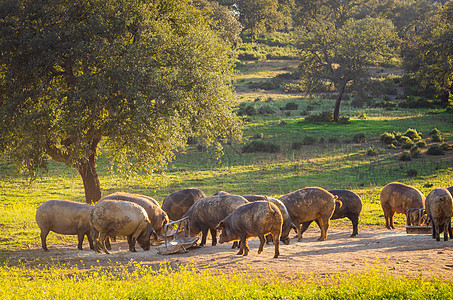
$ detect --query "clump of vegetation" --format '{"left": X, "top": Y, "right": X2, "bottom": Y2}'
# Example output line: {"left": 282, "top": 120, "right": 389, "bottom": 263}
{"left": 380, "top": 132, "right": 395, "bottom": 144}
{"left": 357, "top": 112, "right": 367, "bottom": 119}
{"left": 291, "top": 141, "right": 303, "bottom": 150}
{"left": 403, "top": 128, "right": 422, "bottom": 141}
{"left": 426, "top": 144, "right": 445, "bottom": 156}
{"left": 416, "top": 140, "right": 427, "bottom": 148}
{"left": 328, "top": 137, "right": 339, "bottom": 143}
{"left": 242, "top": 140, "right": 280, "bottom": 153}
{"left": 410, "top": 145, "right": 421, "bottom": 158}
{"left": 430, "top": 128, "right": 443, "bottom": 142}
{"left": 366, "top": 148, "right": 378, "bottom": 156}
{"left": 352, "top": 133, "right": 367, "bottom": 143}
{"left": 446, "top": 105, "right": 453, "bottom": 113}
{"left": 406, "top": 168, "right": 418, "bottom": 177}
{"left": 284, "top": 102, "right": 299, "bottom": 110}
{"left": 305, "top": 111, "right": 333, "bottom": 123}
{"left": 399, "top": 96, "right": 436, "bottom": 108}
{"left": 440, "top": 143, "right": 451, "bottom": 151}
{"left": 400, "top": 151, "right": 412, "bottom": 161}
{"left": 258, "top": 104, "right": 278, "bottom": 115}
{"left": 303, "top": 136, "right": 316, "bottom": 145}
{"left": 237, "top": 104, "right": 258, "bottom": 116}
{"left": 399, "top": 136, "right": 414, "bottom": 149}
{"left": 252, "top": 133, "right": 264, "bottom": 139}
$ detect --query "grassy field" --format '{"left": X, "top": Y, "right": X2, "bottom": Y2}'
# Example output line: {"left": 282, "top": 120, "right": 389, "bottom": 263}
{"left": 0, "top": 60, "right": 452, "bottom": 298}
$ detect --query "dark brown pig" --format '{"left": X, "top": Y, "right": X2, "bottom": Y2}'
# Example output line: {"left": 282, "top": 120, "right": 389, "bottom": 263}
{"left": 279, "top": 187, "right": 339, "bottom": 241}
{"left": 243, "top": 195, "right": 296, "bottom": 244}
{"left": 162, "top": 188, "right": 206, "bottom": 221}
{"left": 217, "top": 197, "right": 283, "bottom": 258}
{"left": 299, "top": 189, "right": 362, "bottom": 237}
{"left": 447, "top": 186, "right": 453, "bottom": 196}
{"left": 90, "top": 200, "right": 155, "bottom": 253}
{"left": 380, "top": 182, "right": 425, "bottom": 229}
{"left": 35, "top": 199, "right": 95, "bottom": 251}
{"left": 183, "top": 195, "right": 248, "bottom": 246}
{"left": 426, "top": 188, "right": 453, "bottom": 241}
{"left": 100, "top": 192, "right": 169, "bottom": 237}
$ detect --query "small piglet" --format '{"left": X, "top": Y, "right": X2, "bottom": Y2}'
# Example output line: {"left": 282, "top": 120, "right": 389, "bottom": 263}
{"left": 217, "top": 197, "right": 283, "bottom": 258}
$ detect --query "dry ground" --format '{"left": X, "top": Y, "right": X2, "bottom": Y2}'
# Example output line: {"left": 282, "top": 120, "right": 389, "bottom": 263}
{"left": 8, "top": 226, "right": 453, "bottom": 280}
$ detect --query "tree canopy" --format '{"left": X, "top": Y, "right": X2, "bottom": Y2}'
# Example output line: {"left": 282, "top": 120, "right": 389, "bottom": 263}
{"left": 0, "top": 0, "right": 242, "bottom": 203}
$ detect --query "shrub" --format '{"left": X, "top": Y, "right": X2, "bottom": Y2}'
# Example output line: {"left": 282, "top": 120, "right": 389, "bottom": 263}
{"left": 427, "top": 144, "right": 445, "bottom": 156}
{"left": 291, "top": 141, "right": 303, "bottom": 150}
{"left": 338, "top": 116, "right": 351, "bottom": 124}
{"left": 400, "top": 151, "right": 412, "bottom": 161}
{"left": 416, "top": 141, "right": 427, "bottom": 148}
{"left": 406, "top": 169, "right": 418, "bottom": 177}
{"left": 430, "top": 128, "right": 441, "bottom": 136}
{"left": 252, "top": 133, "right": 264, "bottom": 139}
{"left": 258, "top": 104, "right": 278, "bottom": 115}
{"left": 352, "top": 133, "right": 367, "bottom": 143}
{"left": 440, "top": 143, "right": 451, "bottom": 151}
{"left": 237, "top": 104, "right": 258, "bottom": 116}
{"left": 399, "top": 136, "right": 414, "bottom": 149}
{"left": 242, "top": 140, "right": 281, "bottom": 153}
{"left": 380, "top": 132, "right": 395, "bottom": 144}
{"left": 446, "top": 105, "right": 453, "bottom": 113}
{"left": 410, "top": 145, "right": 421, "bottom": 158}
{"left": 303, "top": 136, "right": 316, "bottom": 145}
{"left": 328, "top": 137, "right": 339, "bottom": 143}
{"left": 305, "top": 111, "right": 333, "bottom": 123}
{"left": 431, "top": 133, "right": 443, "bottom": 142}
{"left": 399, "top": 96, "right": 436, "bottom": 108}
{"left": 404, "top": 128, "right": 422, "bottom": 141}
{"left": 357, "top": 112, "right": 367, "bottom": 119}
{"left": 367, "top": 148, "right": 378, "bottom": 156}
{"left": 284, "top": 102, "right": 298, "bottom": 110}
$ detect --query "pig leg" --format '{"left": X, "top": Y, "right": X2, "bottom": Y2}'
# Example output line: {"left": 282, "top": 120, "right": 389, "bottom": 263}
{"left": 298, "top": 221, "right": 312, "bottom": 241}
{"left": 318, "top": 217, "right": 329, "bottom": 241}
{"left": 86, "top": 232, "right": 94, "bottom": 250}
{"left": 128, "top": 235, "right": 137, "bottom": 252}
{"left": 105, "top": 237, "right": 112, "bottom": 250}
{"left": 272, "top": 232, "right": 280, "bottom": 258}
{"left": 210, "top": 229, "right": 217, "bottom": 246}
{"left": 349, "top": 215, "right": 359, "bottom": 237}
{"left": 200, "top": 228, "right": 209, "bottom": 246}
{"left": 257, "top": 234, "right": 266, "bottom": 254}
{"left": 443, "top": 222, "right": 449, "bottom": 241}
{"left": 434, "top": 221, "right": 441, "bottom": 241}
{"left": 77, "top": 231, "right": 85, "bottom": 250}
{"left": 91, "top": 229, "right": 102, "bottom": 253}
{"left": 99, "top": 232, "right": 110, "bottom": 254}
{"left": 40, "top": 229, "right": 50, "bottom": 252}
{"left": 232, "top": 241, "right": 239, "bottom": 249}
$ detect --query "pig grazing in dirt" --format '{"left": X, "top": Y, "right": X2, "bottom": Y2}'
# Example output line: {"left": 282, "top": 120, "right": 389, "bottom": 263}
{"left": 162, "top": 188, "right": 206, "bottom": 221}
{"left": 380, "top": 182, "right": 425, "bottom": 229}
{"left": 90, "top": 200, "right": 155, "bottom": 254}
{"left": 183, "top": 195, "right": 248, "bottom": 246}
{"left": 35, "top": 199, "right": 95, "bottom": 251}
{"left": 217, "top": 197, "right": 283, "bottom": 258}
{"left": 242, "top": 195, "right": 296, "bottom": 244}
{"left": 425, "top": 188, "right": 453, "bottom": 241}
{"left": 279, "top": 187, "right": 339, "bottom": 241}
{"left": 100, "top": 192, "right": 169, "bottom": 237}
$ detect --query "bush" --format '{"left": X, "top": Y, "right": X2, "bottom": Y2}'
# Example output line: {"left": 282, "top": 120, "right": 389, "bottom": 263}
{"left": 242, "top": 140, "right": 281, "bottom": 153}
{"left": 446, "top": 105, "right": 453, "bottom": 113}
{"left": 400, "top": 151, "right": 412, "bottom": 161}
{"left": 380, "top": 132, "right": 395, "bottom": 144}
{"left": 305, "top": 111, "right": 333, "bottom": 123}
{"left": 399, "top": 96, "right": 437, "bottom": 108}
{"left": 430, "top": 128, "right": 441, "bottom": 136}
{"left": 410, "top": 145, "right": 421, "bottom": 158}
{"left": 440, "top": 143, "right": 451, "bottom": 151}
{"left": 291, "top": 141, "right": 303, "bottom": 150}
{"left": 427, "top": 144, "right": 445, "bottom": 156}
{"left": 258, "top": 104, "right": 278, "bottom": 115}
{"left": 328, "top": 137, "right": 339, "bottom": 143}
{"left": 366, "top": 148, "right": 378, "bottom": 156}
{"left": 357, "top": 112, "right": 367, "bottom": 119}
{"left": 352, "top": 133, "right": 367, "bottom": 143}
{"left": 338, "top": 116, "right": 351, "bottom": 124}
{"left": 416, "top": 141, "right": 427, "bottom": 148}
{"left": 252, "top": 133, "right": 264, "bottom": 139}
{"left": 404, "top": 128, "right": 422, "bottom": 141}
{"left": 406, "top": 169, "right": 418, "bottom": 177}
{"left": 399, "top": 136, "right": 414, "bottom": 149}
{"left": 303, "top": 136, "right": 316, "bottom": 145}
{"left": 237, "top": 104, "right": 258, "bottom": 116}
{"left": 284, "top": 102, "right": 298, "bottom": 110}
{"left": 431, "top": 133, "right": 443, "bottom": 142}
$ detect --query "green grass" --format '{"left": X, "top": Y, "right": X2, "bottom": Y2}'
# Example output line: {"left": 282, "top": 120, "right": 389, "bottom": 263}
{"left": 0, "top": 262, "right": 452, "bottom": 299}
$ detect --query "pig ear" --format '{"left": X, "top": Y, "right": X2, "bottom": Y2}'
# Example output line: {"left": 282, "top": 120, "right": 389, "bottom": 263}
{"left": 216, "top": 221, "right": 224, "bottom": 230}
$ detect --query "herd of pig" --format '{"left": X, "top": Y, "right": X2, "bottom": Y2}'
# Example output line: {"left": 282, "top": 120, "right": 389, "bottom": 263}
{"left": 35, "top": 182, "right": 453, "bottom": 258}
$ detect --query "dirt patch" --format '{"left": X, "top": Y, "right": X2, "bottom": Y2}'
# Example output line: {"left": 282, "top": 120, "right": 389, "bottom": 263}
{"left": 7, "top": 226, "right": 453, "bottom": 279}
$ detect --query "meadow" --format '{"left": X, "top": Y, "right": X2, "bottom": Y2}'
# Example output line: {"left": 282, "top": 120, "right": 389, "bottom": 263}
{"left": 0, "top": 60, "right": 452, "bottom": 298}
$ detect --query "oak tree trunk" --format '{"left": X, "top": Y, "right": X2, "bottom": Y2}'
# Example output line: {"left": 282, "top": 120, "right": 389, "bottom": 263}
{"left": 75, "top": 139, "right": 102, "bottom": 204}
{"left": 333, "top": 84, "right": 346, "bottom": 122}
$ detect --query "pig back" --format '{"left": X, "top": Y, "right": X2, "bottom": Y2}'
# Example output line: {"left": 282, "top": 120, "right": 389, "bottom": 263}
{"left": 162, "top": 188, "right": 206, "bottom": 221}
{"left": 425, "top": 188, "right": 453, "bottom": 220}
{"left": 100, "top": 192, "right": 168, "bottom": 234}
{"left": 380, "top": 182, "right": 425, "bottom": 214}
{"left": 185, "top": 195, "right": 249, "bottom": 233}
{"left": 35, "top": 199, "right": 93, "bottom": 235}
{"left": 90, "top": 200, "right": 150, "bottom": 236}
{"left": 329, "top": 189, "right": 363, "bottom": 219}
{"left": 279, "top": 187, "right": 336, "bottom": 224}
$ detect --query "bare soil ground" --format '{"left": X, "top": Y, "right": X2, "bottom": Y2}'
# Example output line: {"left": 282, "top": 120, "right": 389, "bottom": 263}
{"left": 8, "top": 226, "right": 453, "bottom": 280}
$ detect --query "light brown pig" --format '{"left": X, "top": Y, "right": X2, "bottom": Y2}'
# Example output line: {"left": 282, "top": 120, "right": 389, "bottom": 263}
{"left": 426, "top": 188, "right": 453, "bottom": 241}
{"left": 35, "top": 199, "right": 94, "bottom": 251}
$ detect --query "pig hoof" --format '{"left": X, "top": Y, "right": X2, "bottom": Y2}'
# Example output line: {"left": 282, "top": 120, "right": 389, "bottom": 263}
{"left": 273, "top": 254, "right": 279, "bottom": 258}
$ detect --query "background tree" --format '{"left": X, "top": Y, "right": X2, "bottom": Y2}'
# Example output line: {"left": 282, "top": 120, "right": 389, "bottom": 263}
{"left": 295, "top": 17, "right": 398, "bottom": 122}
{"left": 0, "top": 0, "right": 242, "bottom": 203}
{"left": 402, "top": 1, "right": 453, "bottom": 103}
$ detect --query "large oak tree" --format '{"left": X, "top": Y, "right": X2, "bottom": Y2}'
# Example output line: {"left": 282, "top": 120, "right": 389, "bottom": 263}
{"left": 0, "top": 0, "right": 242, "bottom": 203}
